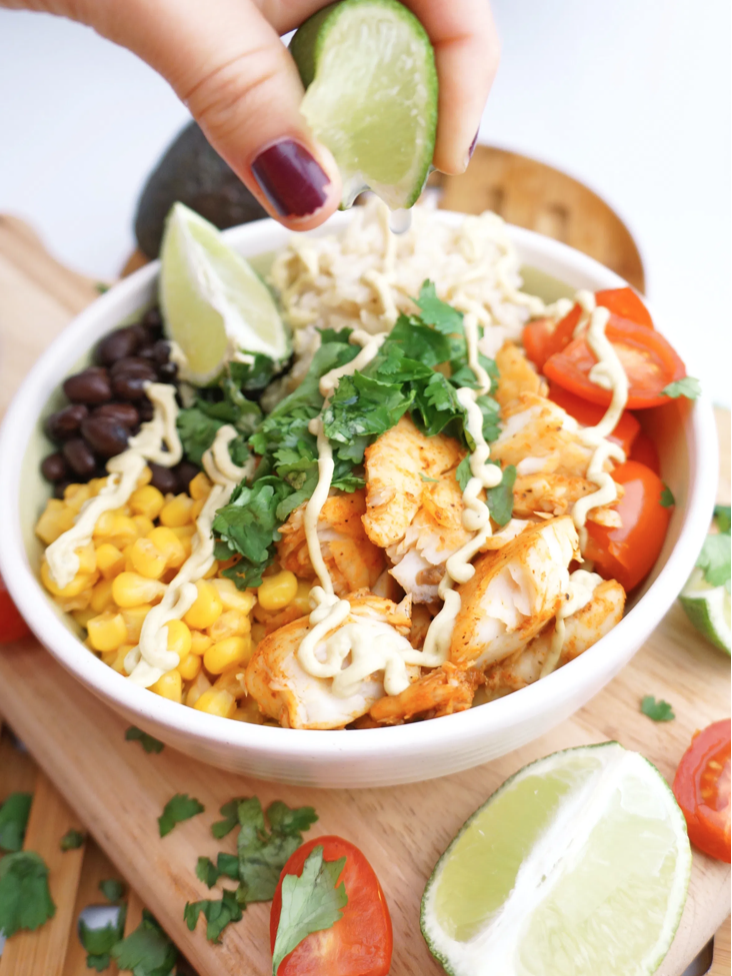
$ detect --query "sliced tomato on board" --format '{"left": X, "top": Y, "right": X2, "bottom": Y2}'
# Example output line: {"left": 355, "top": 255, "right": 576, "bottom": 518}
{"left": 584, "top": 461, "right": 672, "bottom": 592}
{"left": 628, "top": 429, "right": 661, "bottom": 475}
{"left": 544, "top": 317, "right": 687, "bottom": 409}
{"left": 270, "top": 836, "right": 393, "bottom": 976}
{"left": 0, "top": 573, "right": 30, "bottom": 643}
{"left": 547, "top": 382, "right": 640, "bottom": 455}
{"left": 673, "top": 720, "right": 731, "bottom": 863}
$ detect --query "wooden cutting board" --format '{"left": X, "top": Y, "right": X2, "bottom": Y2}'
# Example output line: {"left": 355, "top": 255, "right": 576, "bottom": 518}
{"left": 0, "top": 187, "right": 728, "bottom": 976}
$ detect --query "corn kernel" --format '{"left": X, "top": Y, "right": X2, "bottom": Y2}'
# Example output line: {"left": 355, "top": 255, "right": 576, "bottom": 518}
{"left": 183, "top": 581, "right": 222, "bottom": 630}
{"left": 88, "top": 477, "right": 108, "bottom": 495}
{"left": 57, "top": 591, "right": 93, "bottom": 613}
{"left": 189, "top": 631, "right": 212, "bottom": 656}
{"left": 136, "top": 466, "right": 153, "bottom": 488}
{"left": 170, "top": 524, "right": 196, "bottom": 539}
{"left": 110, "top": 514, "right": 142, "bottom": 549}
{"left": 101, "top": 643, "right": 133, "bottom": 674}
{"left": 160, "top": 494, "right": 195, "bottom": 528}
{"left": 35, "top": 499, "right": 75, "bottom": 545}
{"left": 95, "top": 543, "right": 125, "bottom": 579}
{"left": 75, "top": 542, "right": 97, "bottom": 575}
{"left": 211, "top": 578, "right": 257, "bottom": 614}
{"left": 93, "top": 510, "right": 116, "bottom": 538}
{"left": 146, "top": 526, "right": 187, "bottom": 569}
{"left": 193, "top": 687, "right": 236, "bottom": 719}
{"left": 213, "top": 666, "right": 247, "bottom": 698}
{"left": 121, "top": 604, "right": 152, "bottom": 643}
{"left": 73, "top": 606, "right": 97, "bottom": 629}
{"left": 188, "top": 472, "right": 212, "bottom": 501}
{"left": 150, "top": 669, "right": 182, "bottom": 703}
{"left": 233, "top": 697, "right": 264, "bottom": 725}
{"left": 203, "top": 635, "right": 251, "bottom": 674}
{"left": 177, "top": 652, "right": 202, "bottom": 681}
{"left": 251, "top": 622, "right": 266, "bottom": 646}
{"left": 165, "top": 619, "right": 192, "bottom": 658}
{"left": 90, "top": 577, "right": 116, "bottom": 614}
{"left": 257, "top": 571, "right": 298, "bottom": 611}
{"left": 41, "top": 560, "right": 96, "bottom": 598}
{"left": 129, "top": 484, "right": 165, "bottom": 520}
{"left": 132, "top": 514, "right": 155, "bottom": 538}
{"left": 87, "top": 611, "right": 128, "bottom": 652}
{"left": 64, "top": 482, "right": 93, "bottom": 513}
{"left": 112, "top": 572, "right": 166, "bottom": 608}
{"left": 202, "top": 559, "right": 219, "bottom": 580}
{"left": 208, "top": 609, "right": 251, "bottom": 642}
{"left": 129, "top": 538, "right": 167, "bottom": 580}
{"left": 190, "top": 498, "right": 205, "bottom": 521}
{"left": 185, "top": 671, "right": 211, "bottom": 708}
{"left": 292, "top": 580, "right": 313, "bottom": 615}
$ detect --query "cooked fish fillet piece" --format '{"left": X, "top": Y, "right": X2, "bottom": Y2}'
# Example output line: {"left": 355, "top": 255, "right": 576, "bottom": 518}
{"left": 491, "top": 392, "right": 594, "bottom": 477}
{"left": 449, "top": 516, "right": 579, "bottom": 670}
{"left": 494, "top": 341, "right": 547, "bottom": 408}
{"left": 278, "top": 489, "right": 384, "bottom": 596}
{"left": 513, "top": 473, "right": 623, "bottom": 525}
{"left": 363, "top": 414, "right": 463, "bottom": 548}
{"left": 369, "top": 663, "right": 484, "bottom": 725}
{"left": 481, "top": 579, "right": 626, "bottom": 701}
{"left": 245, "top": 591, "right": 414, "bottom": 729}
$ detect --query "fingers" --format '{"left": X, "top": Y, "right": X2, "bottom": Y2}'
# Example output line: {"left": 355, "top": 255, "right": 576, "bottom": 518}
{"left": 96, "top": 0, "right": 342, "bottom": 229}
{"left": 401, "top": 0, "right": 500, "bottom": 174}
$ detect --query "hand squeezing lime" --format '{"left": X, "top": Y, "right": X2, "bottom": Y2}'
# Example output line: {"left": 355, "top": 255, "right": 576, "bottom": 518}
{"left": 290, "top": 0, "right": 438, "bottom": 209}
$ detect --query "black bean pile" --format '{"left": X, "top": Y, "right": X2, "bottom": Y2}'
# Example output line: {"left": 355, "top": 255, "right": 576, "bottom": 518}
{"left": 41, "top": 307, "right": 195, "bottom": 498}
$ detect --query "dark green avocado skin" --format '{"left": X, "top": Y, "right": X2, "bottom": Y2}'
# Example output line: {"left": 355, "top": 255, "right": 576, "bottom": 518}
{"left": 134, "top": 121, "right": 268, "bottom": 258}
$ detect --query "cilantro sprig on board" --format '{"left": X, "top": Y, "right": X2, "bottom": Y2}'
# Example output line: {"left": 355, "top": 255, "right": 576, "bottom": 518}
{"left": 0, "top": 792, "right": 32, "bottom": 853}
{"left": 641, "top": 695, "right": 675, "bottom": 722}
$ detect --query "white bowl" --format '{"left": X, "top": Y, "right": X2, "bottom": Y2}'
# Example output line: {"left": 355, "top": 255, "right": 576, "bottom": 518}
{"left": 0, "top": 211, "right": 718, "bottom": 788}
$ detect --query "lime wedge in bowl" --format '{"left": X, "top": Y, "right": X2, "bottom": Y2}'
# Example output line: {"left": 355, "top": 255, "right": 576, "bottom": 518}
{"left": 680, "top": 568, "right": 731, "bottom": 654}
{"left": 421, "top": 743, "right": 690, "bottom": 976}
{"left": 159, "top": 203, "right": 289, "bottom": 385}
{"left": 290, "top": 0, "right": 438, "bottom": 209}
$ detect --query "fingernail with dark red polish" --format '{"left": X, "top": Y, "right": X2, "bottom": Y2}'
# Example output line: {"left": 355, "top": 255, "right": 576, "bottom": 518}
{"left": 251, "top": 140, "right": 330, "bottom": 218}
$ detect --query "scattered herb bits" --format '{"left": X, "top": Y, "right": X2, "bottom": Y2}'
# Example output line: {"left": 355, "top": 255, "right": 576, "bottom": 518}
{"left": 641, "top": 695, "right": 676, "bottom": 722}
{"left": 0, "top": 792, "right": 32, "bottom": 853}
{"left": 183, "top": 889, "right": 243, "bottom": 943}
{"left": 125, "top": 726, "right": 165, "bottom": 754}
{"left": 60, "top": 828, "right": 86, "bottom": 851}
{"left": 78, "top": 902, "right": 127, "bottom": 972}
{"left": 0, "top": 850, "right": 56, "bottom": 937}
{"left": 99, "top": 878, "right": 126, "bottom": 903}
{"left": 158, "top": 793, "right": 205, "bottom": 837}
{"left": 111, "top": 909, "right": 178, "bottom": 976}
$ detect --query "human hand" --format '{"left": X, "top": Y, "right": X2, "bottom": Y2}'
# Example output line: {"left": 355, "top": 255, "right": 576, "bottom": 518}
{"left": 5, "top": 0, "right": 499, "bottom": 229}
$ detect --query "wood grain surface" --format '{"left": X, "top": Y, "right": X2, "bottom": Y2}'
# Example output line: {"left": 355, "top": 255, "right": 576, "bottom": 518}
{"left": 0, "top": 163, "right": 728, "bottom": 975}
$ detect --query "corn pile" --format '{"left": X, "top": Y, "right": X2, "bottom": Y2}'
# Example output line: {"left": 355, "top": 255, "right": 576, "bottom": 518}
{"left": 35, "top": 468, "right": 310, "bottom": 723}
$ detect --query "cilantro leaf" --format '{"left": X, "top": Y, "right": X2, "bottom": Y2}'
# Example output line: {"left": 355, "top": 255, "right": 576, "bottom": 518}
{"left": 60, "top": 829, "right": 85, "bottom": 851}
{"left": 125, "top": 726, "right": 165, "bottom": 754}
{"left": 229, "top": 354, "right": 278, "bottom": 392}
{"left": 211, "top": 799, "right": 243, "bottom": 839}
{"left": 0, "top": 850, "right": 56, "bottom": 937}
{"left": 78, "top": 902, "right": 127, "bottom": 971}
{"left": 99, "top": 878, "right": 125, "bottom": 903}
{"left": 662, "top": 377, "right": 701, "bottom": 400}
{"left": 0, "top": 792, "right": 32, "bottom": 852}
{"left": 413, "top": 280, "right": 464, "bottom": 334}
{"left": 487, "top": 465, "right": 517, "bottom": 526}
{"left": 111, "top": 909, "right": 177, "bottom": 976}
{"left": 660, "top": 485, "right": 675, "bottom": 508}
{"left": 696, "top": 531, "right": 731, "bottom": 587}
{"left": 641, "top": 695, "right": 675, "bottom": 722}
{"left": 456, "top": 456, "right": 472, "bottom": 493}
{"left": 271, "top": 847, "right": 348, "bottom": 976}
{"left": 196, "top": 856, "right": 221, "bottom": 888}
{"left": 184, "top": 889, "right": 243, "bottom": 943}
{"left": 158, "top": 794, "right": 204, "bottom": 838}
{"left": 419, "top": 473, "right": 440, "bottom": 483}
{"left": 714, "top": 505, "right": 731, "bottom": 534}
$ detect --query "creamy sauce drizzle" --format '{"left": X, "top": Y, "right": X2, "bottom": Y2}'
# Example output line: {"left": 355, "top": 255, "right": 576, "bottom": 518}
{"left": 540, "top": 569, "right": 603, "bottom": 678}
{"left": 46, "top": 383, "right": 182, "bottom": 588}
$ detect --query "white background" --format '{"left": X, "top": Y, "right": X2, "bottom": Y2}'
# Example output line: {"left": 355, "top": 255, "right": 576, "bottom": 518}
{"left": 0, "top": 0, "right": 729, "bottom": 404}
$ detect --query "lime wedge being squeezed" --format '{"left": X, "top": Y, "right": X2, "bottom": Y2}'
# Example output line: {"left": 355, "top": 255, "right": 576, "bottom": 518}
{"left": 421, "top": 743, "right": 690, "bottom": 976}
{"left": 159, "top": 203, "right": 289, "bottom": 385}
{"left": 290, "top": 0, "right": 438, "bottom": 209}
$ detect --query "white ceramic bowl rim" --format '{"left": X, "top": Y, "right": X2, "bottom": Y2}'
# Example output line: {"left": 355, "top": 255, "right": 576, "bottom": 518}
{"left": 0, "top": 212, "right": 719, "bottom": 768}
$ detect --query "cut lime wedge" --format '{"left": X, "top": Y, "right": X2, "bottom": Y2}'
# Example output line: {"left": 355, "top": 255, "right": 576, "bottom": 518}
{"left": 421, "top": 743, "right": 690, "bottom": 976}
{"left": 159, "top": 203, "right": 289, "bottom": 385}
{"left": 290, "top": 0, "right": 438, "bottom": 209}
{"left": 680, "top": 567, "right": 731, "bottom": 654}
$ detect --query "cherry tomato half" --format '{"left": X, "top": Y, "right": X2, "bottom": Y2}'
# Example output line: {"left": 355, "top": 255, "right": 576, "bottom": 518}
{"left": 584, "top": 461, "right": 672, "bottom": 592}
{"left": 270, "top": 836, "right": 393, "bottom": 976}
{"left": 594, "top": 286, "right": 655, "bottom": 328}
{"left": 673, "top": 720, "right": 731, "bottom": 863}
{"left": 0, "top": 574, "right": 30, "bottom": 644}
{"left": 628, "top": 430, "right": 661, "bottom": 475}
{"left": 544, "top": 317, "right": 687, "bottom": 409}
{"left": 547, "top": 382, "right": 640, "bottom": 456}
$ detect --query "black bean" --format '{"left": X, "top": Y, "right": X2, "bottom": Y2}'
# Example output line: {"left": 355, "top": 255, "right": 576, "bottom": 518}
{"left": 41, "top": 452, "right": 69, "bottom": 482}
{"left": 54, "top": 480, "right": 72, "bottom": 499}
{"left": 137, "top": 344, "right": 158, "bottom": 361}
{"left": 152, "top": 340, "right": 170, "bottom": 364}
{"left": 113, "top": 374, "right": 155, "bottom": 401}
{"left": 138, "top": 398, "right": 155, "bottom": 422}
{"left": 63, "top": 367, "right": 112, "bottom": 404}
{"left": 81, "top": 415, "right": 130, "bottom": 458}
{"left": 143, "top": 307, "right": 163, "bottom": 330}
{"left": 63, "top": 438, "right": 97, "bottom": 477}
{"left": 45, "top": 403, "right": 89, "bottom": 442}
{"left": 95, "top": 324, "right": 146, "bottom": 366}
{"left": 157, "top": 362, "right": 178, "bottom": 382}
{"left": 148, "top": 462, "right": 178, "bottom": 494}
{"left": 94, "top": 402, "right": 140, "bottom": 427}
{"left": 173, "top": 460, "right": 200, "bottom": 494}
{"left": 109, "top": 356, "right": 157, "bottom": 378}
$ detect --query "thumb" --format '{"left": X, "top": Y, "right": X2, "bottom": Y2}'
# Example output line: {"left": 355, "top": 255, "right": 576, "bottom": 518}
{"left": 97, "top": 0, "right": 342, "bottom": 229}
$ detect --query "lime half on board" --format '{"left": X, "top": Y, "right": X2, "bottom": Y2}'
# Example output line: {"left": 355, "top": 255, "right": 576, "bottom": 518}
{"left": 290, "top": 0, "right": 438, "bottom": 209}
{"left": 159, "top": 203, "right": 289, "bottom": 385}
{"left": 680, "top": 568, "right": 731, "bottom": 654}
{"left": 421, "top": 743, "right": 691, "bottom": 976}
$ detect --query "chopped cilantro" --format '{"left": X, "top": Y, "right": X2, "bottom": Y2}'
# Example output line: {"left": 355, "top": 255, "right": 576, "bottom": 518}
{"left": 196, "top": 856, "right": 221, "bottom": 888}
{"left": 662, "top": 377, "right": 701, "bottom": 400}
{"left": 487, "top": 465, "right": 517, "bottom": 527}
{"left": 271, "top": 846, "right": 348, "bottom": 976}
{"left": 229, "top": 354, "right": 278, "bottom": 392}
{"left": 419, "top": 473, "right": 440, "bottom": 484}
{"left": 0, "top": 850, "right": 56, "bottom": 937}
{"left": 641, "top": 695, "right": 675, "bottom": 722}
{"left": 158, "top": 794, "right": 204, "bottom": 838}
{"left": 0, "top": 792, "right": 32, "bottom": 853}
{"left": 211, "top": 799, "right": 242, "bottom": 839}
{"left": 111, "top": 909, "right": 177, "bottom": 976}
{"left": 95, "top": 282, "right": 110, "bottom": 294}
{"left": 413, "top": 280, "right": 464, "bottom": 334}
{"left": 660, "top": 485, "right": 675, "bottom": 508}
{"left": 125, "top": 726, "right": 165, "bottom": 754}
{"left": 98, "top": 878, "right": 125, "bottom": 903}
{"left": 196, "top": 853, "right": 240, "bottom": 888}
{"left": 183, "top": 889, "right": 243, "bottom": 943}
{"left": 78, "top": 902, "right": 127, "bottom": 971}
{"left": 177, "top": 375, "right": 260, "bottom": 468}
{"left": 60, "top": 829, "right": 85, "bottom": 851}
{"left": 696, "top": 531, "right": 731, "bottom": 588}
{"left": 714, "top": 504, "right": 731, "bottom": 535}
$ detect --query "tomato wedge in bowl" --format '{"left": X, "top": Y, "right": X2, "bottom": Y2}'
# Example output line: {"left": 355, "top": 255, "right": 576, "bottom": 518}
{"left": 673, "top": 720, "right": 731, "bottom": 863}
